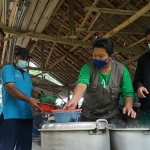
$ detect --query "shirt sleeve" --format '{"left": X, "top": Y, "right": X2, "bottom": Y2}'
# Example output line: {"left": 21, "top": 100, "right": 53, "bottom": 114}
{"left": 133, "top": 58, "right": 143, "bottom": 92}
{"left": 121, "top": 66, "right": 135, "bottom": 100}
{"left": 1, "top": 65, "right": 15, "bottom": 85}
{"left": 76, "top": 64, "right": 91, "bottom": 85}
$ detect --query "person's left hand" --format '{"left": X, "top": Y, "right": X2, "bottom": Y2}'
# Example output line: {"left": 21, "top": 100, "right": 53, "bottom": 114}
{"left": 123, "top": 106, "right": 136, "bottom": 118}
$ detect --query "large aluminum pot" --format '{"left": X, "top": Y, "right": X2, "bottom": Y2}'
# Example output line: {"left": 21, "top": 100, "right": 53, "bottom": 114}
{"left": 39, "top": 119, "right": 110, "bottom": 150}
{"left": 109, "top": 127, "right": 150, "bottom": 150}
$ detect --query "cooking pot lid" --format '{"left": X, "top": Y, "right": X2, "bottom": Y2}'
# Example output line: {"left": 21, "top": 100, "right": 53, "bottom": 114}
{"left": 39, "top": 119, "right": 108, "bottom": 131}
{"left": 108, "top": 124, "right": 150, "bottom": 131}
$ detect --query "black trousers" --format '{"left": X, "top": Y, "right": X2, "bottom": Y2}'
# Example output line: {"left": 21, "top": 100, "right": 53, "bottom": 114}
{"left": 0, "top": 114, "right": 33, "bottom": 150}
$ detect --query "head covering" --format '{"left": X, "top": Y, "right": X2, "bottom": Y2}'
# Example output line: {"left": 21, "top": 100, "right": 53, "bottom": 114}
{"left": 0, "top": 28, "right": 5, "bottom": 37}
{"left": 145, "top": 26, "right": 150, "bottom": 37}
{"left": 14, "top": 47, "right": 32, "bottom": 58}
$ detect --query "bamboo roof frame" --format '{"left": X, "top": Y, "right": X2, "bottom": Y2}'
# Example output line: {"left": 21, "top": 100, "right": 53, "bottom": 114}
{"left": 1, "top": 0, "right": 150, "bottom": 87}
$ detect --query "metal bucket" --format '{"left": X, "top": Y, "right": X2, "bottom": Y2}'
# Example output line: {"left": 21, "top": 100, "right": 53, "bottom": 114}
{"left": 109, "top": 127, "right": 150, "bottom": 150}
{"left": 39, "top": 119, "right": 110, "bottom": 150}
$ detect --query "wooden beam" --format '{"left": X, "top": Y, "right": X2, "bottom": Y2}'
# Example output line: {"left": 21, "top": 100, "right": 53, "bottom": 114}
{"left": 45, "top": 42, "right": 56, "bottom": 68}
{"left": 87, "top": 12, "right": 101, "bottom": 31}
{"left": 103, "top": 2, "right": 150, "bottom": 38}
{"left": 127, "top": 37, "right": 146, "bottom": 48}
{"left": 1, "top": 34, "right": 8, "bottom": 64}
{"left": 119, "top": 0, "right": 131, "bottom": 8}
{"left": 35, "top": 0, "right": 59, "bottom": 33}
{"left": 76, "top": 27, "right": 144, "bottom": 34}
{"left": 123, "top": 37, "right": 147, "bottom": 64}
{"left": 84, "top": 7, "right": 150, "bottom": 17}
{"left": 32, "top": 83, "right": 70, "bottom": 89}
{"left": 25, "top": 67, "right": 78, "bottom": 75}
{"left": 8, "top": 0, "right": 19, "bottom": 27}
{"left": 116, "top": 55, "right": 134, "bottom": 79}
{"left": 80, "top": 0, "right": 99, "bottom": 28}
{"left": 124, "top": 54, "right": 141, "bottom": 65}
{"left": 44, "top": 0, "right": 65, "bottom": 30}
{"left": 3, "top": 32, "right": 33, "bottom": 41}
{"left": 30, "top": 41, "right": 38, "bottom": 54}
{"left": 16, "top": 0, "right": 38, "bottom": 46}
{"left": 1, "top": 0, "right": 19, "bottom": 65}
{"left": 0, "top": 0, "right": 2, "bottom": 24}
{"left": 69, "top": 0, "right": 75, "bottom": 36}
{"left": 52, "top": 16, "right": 69, "bottom": 30}
{"left": 48, "top": 56, "right": 66, "bottom": 69}
{"left": 76, "top": 0, "right": 99, "bottom": 37}
{"left": 0, "top": 25, "right": 91, "bottom": 47}
{"left": 41, "top": 40, "right": 45, "bottom": 71}
{"left": 0, "top": 25, "right": 145, "bottom": 55}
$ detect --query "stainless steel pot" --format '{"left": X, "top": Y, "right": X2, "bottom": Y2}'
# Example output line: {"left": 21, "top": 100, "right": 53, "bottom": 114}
{"left": 39, "top": 119, "right": 110, "bottom": 150}
{"left": 109, "top": 127, "right": 150, "bottom": 150}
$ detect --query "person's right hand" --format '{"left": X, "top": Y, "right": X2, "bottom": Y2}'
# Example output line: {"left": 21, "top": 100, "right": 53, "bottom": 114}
{"left": 63, "top": 99, "right": 78, "bottom": 110}
{"left": 137, "top": 87, "right": 149, "bottom": 98}
{"left": 29, "top": 98, "right": 42, "bottom": 112}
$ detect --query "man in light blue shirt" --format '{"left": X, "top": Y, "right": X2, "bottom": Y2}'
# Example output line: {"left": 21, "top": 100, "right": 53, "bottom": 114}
{"left": 0, "top": 47, "right": 42, "bottom": 150}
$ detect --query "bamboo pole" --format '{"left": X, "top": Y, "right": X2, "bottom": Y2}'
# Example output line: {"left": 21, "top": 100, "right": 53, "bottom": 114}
{"left": 0, "top": 0, "right": 2, "bottom": 24}
{"left": 69, "top": 0, "right": 75, "bottom": 36}
{"left": 8, "top": 0, "right": 19, "bottom": 27}
{"left": 87, "top": 12, "right": 101, "bottom": 31}
{"left": 76, "top": 0, "right": 99, "bottom": 37}
{"left": 44, "top": 42, "right": 56, "bottom": 68}
{"left": 84, "top": 7, "right": 150, "bottom": 17}
{"left": 3, "top": 32, "right": 33, "bottom": 41}
{"left": 1, "top": 0, "right": 19, "bottom": 65}
{"left": 1, "top": 34, "right": 8, "bottom": 64}
{"left": 124, "top": 55, "right": 141, "bottom": 65}
{"left": 127, "top": 37, "right": 146, "bottom": 48}
{"left": 103, "top": 2, "right": 150, "bottom": 38}
{"left": 0, "top": 25, "right": 145, "bottom": 54}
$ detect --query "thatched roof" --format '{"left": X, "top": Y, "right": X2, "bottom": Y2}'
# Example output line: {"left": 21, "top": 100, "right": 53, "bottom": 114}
{"left": 0, "top": 0, "right": 150, "bottom": 96}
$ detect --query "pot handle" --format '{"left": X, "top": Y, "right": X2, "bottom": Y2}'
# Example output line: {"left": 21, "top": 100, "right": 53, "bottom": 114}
{"left": 108, "top": 124, "right": 115, "bottom": 129}
{"left": 96, "top": 119, "right": 108, "bottom": 130}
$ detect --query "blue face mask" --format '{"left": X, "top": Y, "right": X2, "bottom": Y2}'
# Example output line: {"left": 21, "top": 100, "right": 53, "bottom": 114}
{"left": 16, "top": 60, "right": 28, "bottom": 69}
{"left": 93, "top": 58, "right": 109, "bottom": 69}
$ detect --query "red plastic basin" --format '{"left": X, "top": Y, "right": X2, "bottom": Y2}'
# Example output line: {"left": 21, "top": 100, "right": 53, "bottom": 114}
{"left": 38, "top": 102, "right": 57, "bottom": 113}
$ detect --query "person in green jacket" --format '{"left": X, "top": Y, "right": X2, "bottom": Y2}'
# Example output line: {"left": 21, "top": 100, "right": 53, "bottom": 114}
{"left": 64, "top": 38, "right": 136, "bottom": 124}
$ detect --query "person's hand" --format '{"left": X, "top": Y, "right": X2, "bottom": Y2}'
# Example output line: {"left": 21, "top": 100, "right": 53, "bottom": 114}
{"left": 63, "top": 99, "right": 78, "bottom": 110}
{"left": 137, "top": 87, "right": 149, "bottom": 98}
{"left": 29, "top": 98, "right": 42, "bottom": 112}
{"left": 123, "top": 106, "right": 136, "bottom": 118}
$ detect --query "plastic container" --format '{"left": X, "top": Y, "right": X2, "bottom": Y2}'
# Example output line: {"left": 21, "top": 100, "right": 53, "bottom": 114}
{"left": 38, "top": 102, "right": 57, "bottom": 113}
{"left": 51, "top": 109, "right": 82, "bottom": 123}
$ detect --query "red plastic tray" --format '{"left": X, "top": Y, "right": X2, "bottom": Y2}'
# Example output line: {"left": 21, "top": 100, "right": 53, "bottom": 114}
{"left": 38, "top": 102, "right": 57, "bottom": 113}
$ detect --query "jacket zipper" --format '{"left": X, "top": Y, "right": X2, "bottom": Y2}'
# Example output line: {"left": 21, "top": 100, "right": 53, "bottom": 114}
{"left": 100, "top": 88, "right": 105, "bottom": 110}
